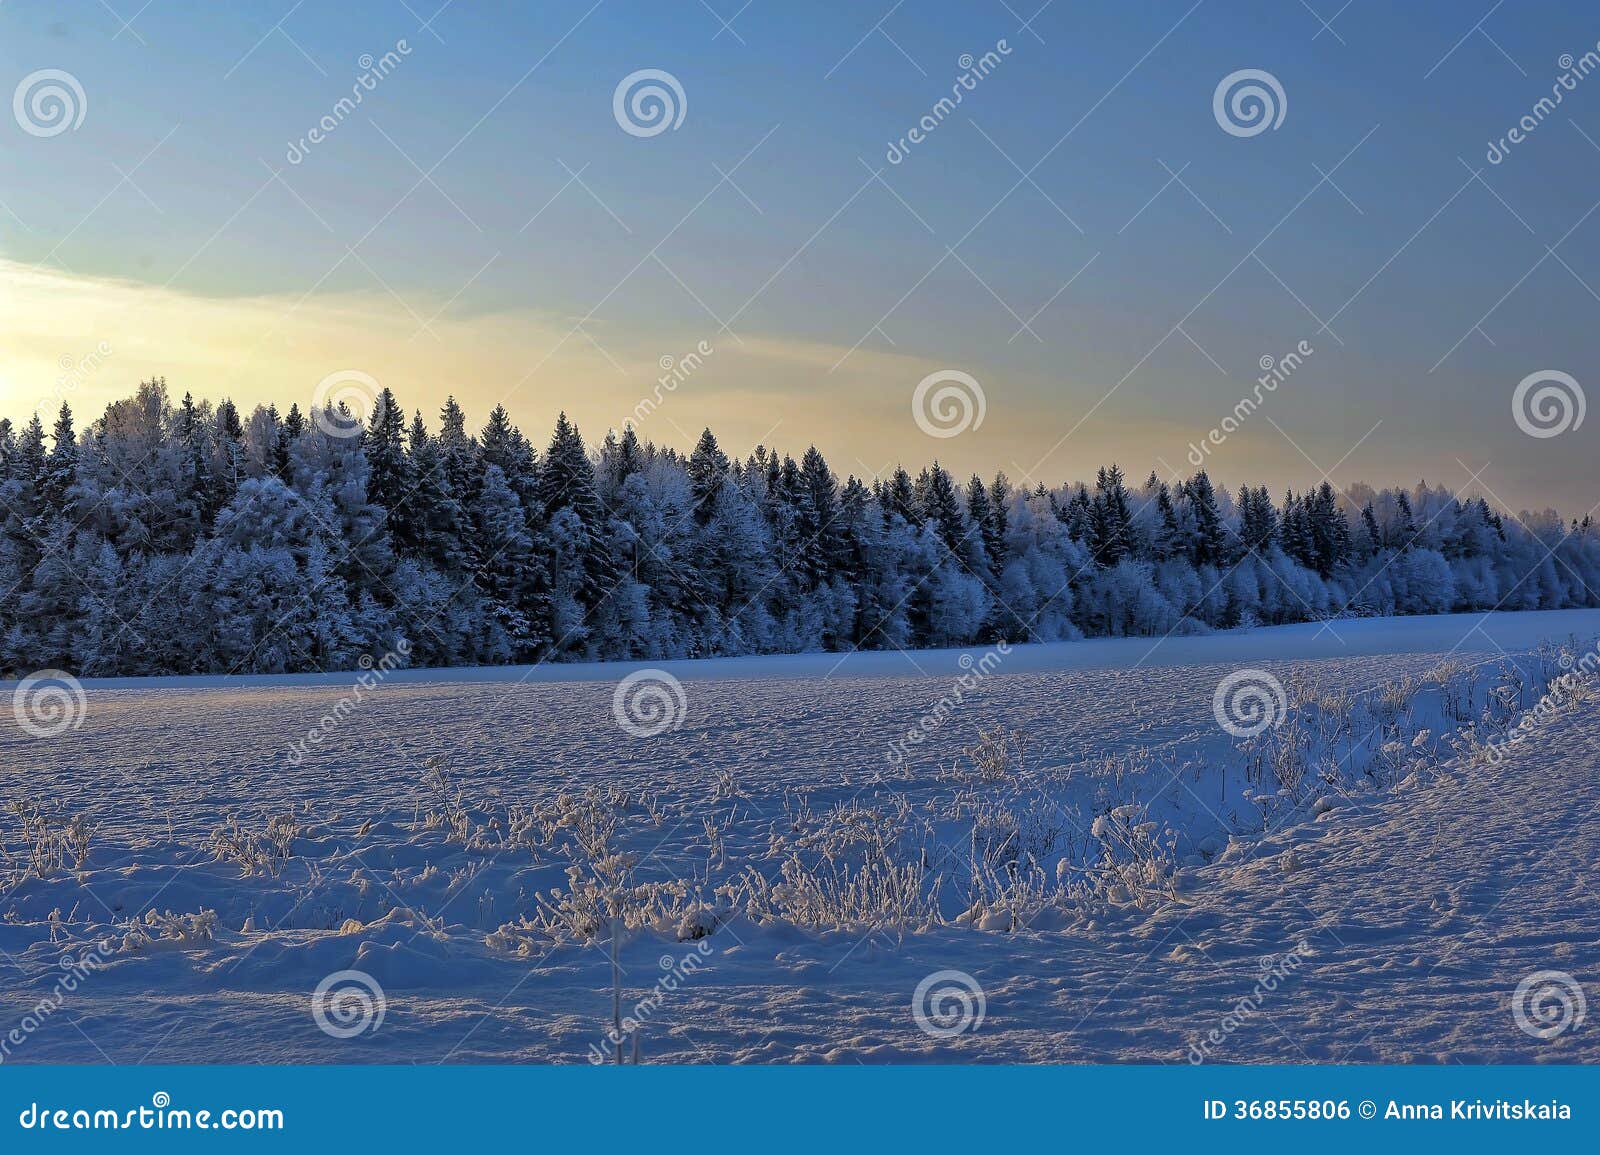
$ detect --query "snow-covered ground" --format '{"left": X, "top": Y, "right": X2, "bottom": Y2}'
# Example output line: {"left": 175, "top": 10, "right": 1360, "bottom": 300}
{"left": 2, "top": 609, "right": 1597, "bottom": 1064}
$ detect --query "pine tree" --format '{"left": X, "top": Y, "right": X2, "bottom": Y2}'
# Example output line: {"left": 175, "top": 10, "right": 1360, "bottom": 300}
{"left": 12, "top": 415, "right": 47, "bottom": 519}
{"left": 363, "top": 388, "right": 409, "bottom": 513}
{"left": 1305, "top": 482, "right": 1349, "bottom": 577}
{"left": 967, "top": 472, "right": 1003, "bottom": 579}
{"left": 44, "top": 403, "right": 78, "bottom": 518}
{"left": 175, "top": 391, "right": 213, "bottom": 529}
{"left": 438, "top": 396, "right": 479, "bottom": 503}
{"left": 1089, "top": 465, "right": 1134, "bottom": 565}
{"left": 1153, "top": 483, "right": 1182, "bottom": 560}
{"left": 538, "top": 412, "right": 615, "bottom": 617}
{"left": 1280, "top": 491, "right": 1312, "bottom": 567}
{"left": 989, "top": 472, "right": 1012, "bottom": 551}
{"left": 1394, "top": 490, "right": 1418, "bottom": 548}
{"left": 212, "top": 398, "right": 245, "bottom": 515}
{"left": 883, "top": 467, "right": 918, "bottom": 527}
{"left": 1238, "top": 485, "right": 1278, "bottom": 552}
{"left": 1183, "top": 470, "right": 1226, "bottom": 566}
{"left": 601, "top": 425, "right": 645, "bottom": 491}
{"left": 1360, "top": 502, "right": 1382, "bottom": 559}
{"left": 405, "top": 410, "right": 468, "bottom": 571}
{"left": 275, "top": 404, "right": 302, "bottom": 477}
{"left": 471, "top": 464, "right": 544, "bottom": 660}
{"left": 480, "top": 404, "right": 538, "bottom": 507}
{"left": 1063, "top": 485, "right": 1092, "bottom": 543}
{"left": 796, "top": 446, "right": 843, "bottom": 589}
{"left": 918, "top": 463, "right": 967, "bottom": 557}
{"left": 687, "top": 428, "right": 730, "bottom": 525}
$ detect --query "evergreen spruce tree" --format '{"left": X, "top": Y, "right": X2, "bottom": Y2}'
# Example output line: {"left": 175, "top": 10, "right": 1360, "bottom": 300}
{"left": 883, "top": 467, "right": 918, "bottom": 527}
{"left": 212, "top": 398, "right": 245, "bottom": 515}
{"left": 1394, "top": 490, "right": 1418, "bottom": 548}
{"left": 438, "top": 396, "right": 479, "bottom": 503}
{"left": 687, "top": 428, "right": 730, "bottom": 525}
{"left": 44, "top": 403, "right": 78, "bottom": 519}
{"left": 918, "top": 464, "right": 967, "bottom": 557}
{"left": 405, "top": 410, "right": 469, "bottom": 572}
{"left": 1184, "top": 470, "right": 1226, "bottom": 566}
{"left": 1153, "top": 483, "right": 1182, "bottom": 560}
{"left": 967, "top": 472, "right": 1003, "bottom": 579}
{"left": 538, "top": 412, "right": 616, "bottom": 615}
{"left": 796, "top": 446, "right": 843, "bottom": 589}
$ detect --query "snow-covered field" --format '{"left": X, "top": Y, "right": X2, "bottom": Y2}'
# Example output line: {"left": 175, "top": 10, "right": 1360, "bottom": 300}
{"left": 2, "top": 609, "right": 1598, "bottom": 1064}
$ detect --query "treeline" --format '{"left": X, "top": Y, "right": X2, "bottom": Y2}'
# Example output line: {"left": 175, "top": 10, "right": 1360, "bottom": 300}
{"left": 0, "top": 378, "right": 1595, "bottom": 677}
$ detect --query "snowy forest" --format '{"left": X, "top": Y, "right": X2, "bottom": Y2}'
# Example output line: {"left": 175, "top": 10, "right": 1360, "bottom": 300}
{"left": 0, "top": 378, "right": 1595, "bottom": 678}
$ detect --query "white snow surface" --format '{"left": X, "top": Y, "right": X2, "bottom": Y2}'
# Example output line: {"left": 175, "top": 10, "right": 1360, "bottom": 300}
{"left": 2, "top": 608, "right": 1598, "bottom": 1064}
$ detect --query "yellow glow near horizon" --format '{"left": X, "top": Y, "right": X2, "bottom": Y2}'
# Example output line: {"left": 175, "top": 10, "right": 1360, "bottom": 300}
{"left": 0, "top": 257, "right": 1293, "bottom": 488}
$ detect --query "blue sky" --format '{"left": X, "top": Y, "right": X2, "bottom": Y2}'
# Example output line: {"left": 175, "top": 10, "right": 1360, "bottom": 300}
{"left": 2, "top": 0, "right": 1596, "bottom": 512}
